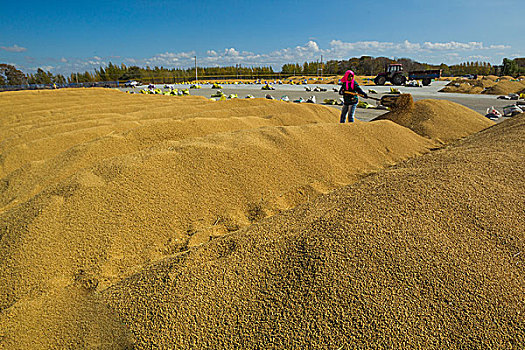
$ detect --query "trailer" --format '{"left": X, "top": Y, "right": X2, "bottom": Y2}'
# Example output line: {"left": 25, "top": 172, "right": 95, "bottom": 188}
{"left": 408, "top": 69, "right": 442, "bottom": 86}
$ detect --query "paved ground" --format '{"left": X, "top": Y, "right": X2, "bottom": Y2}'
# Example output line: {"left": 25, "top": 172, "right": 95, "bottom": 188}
{"left": 120, "top": 81, "right": 518, "bottom": 122}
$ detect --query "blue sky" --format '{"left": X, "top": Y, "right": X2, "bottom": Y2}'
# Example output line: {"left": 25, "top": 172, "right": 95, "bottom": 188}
{"left": 1, "top": 0, "right": 522, "bottom": 75}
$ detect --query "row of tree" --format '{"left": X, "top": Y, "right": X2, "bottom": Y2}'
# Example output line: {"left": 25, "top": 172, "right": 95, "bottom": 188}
{"left": 0, "top": 64, "right": 28, "bottom": 85}
{"left": 0, "top": 64, "right": 70, "bottom": 85}
{"left": 0, "top": 62, "right": 277, "bottom": 86}
{"left": 27, "top": 69, "right": 67, "bottom": 84}
{"left": 87, "top": 62, "right": 276, "bottom": 83}
{"left": 1, "top": 57, "right": 524, "bottom": 86}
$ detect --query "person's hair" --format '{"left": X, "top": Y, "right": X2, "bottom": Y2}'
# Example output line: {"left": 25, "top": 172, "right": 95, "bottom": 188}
{"left": 342, "top": 70, "right": 355, "bottom": 90}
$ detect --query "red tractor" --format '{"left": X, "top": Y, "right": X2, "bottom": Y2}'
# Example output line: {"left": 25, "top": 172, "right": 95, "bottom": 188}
{"left": 374, "top": 64, "right": 441, "bottom": 86}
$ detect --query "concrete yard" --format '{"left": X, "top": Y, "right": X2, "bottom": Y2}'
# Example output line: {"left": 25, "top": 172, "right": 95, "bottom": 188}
{"left": 120, "top": 81, "right": 517, "bottom": 122}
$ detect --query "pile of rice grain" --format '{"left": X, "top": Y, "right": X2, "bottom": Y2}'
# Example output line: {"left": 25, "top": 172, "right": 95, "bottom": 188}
{"left": 0, "top": 89, "right": 513, "bottom": 349}
{"left": 0, "top": 89, "right": 340, "bottom": 178}
{"left": 101, "top": 113, "right": 525, "bottom": 349}
{"left": 0, "top": 89, "right": 445, "bottom": 348}
{"left": 482, "top": 80, "right": 525, "bottom": 95}
{"left": 439, "top": 83, "right": 484, "bottom": 94}
{"left": 483, "top": 75, "right": 499, "bottom": 81}
{"left": 374, "top": 98, "right": 495, "bottom": 143}
{"left": 439, "top": 78, "right": 496, "bottom": 94}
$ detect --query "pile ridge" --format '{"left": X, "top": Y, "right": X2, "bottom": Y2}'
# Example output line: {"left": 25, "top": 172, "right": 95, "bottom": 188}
{"left": 374, "top": 98, "right": 494, "bottom": 143}
{"left": 0, "top": 89, "right": 338, "bottom": 177}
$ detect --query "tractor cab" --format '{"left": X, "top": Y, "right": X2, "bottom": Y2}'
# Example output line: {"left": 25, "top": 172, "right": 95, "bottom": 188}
{"left": 387, "top": 64, "right": 404, "bottom": 74}
{"left": 374, "top": 64, "right": 407, "bottom": 86}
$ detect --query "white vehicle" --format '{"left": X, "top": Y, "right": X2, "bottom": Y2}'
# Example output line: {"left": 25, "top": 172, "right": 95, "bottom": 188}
{"left": 406, "top": 80, "right": 422, "bottom": 87}
{"left": 124, "top": 80, "right": 140, "bottom": 87}
{"left": 306, "top": 95, "right": 317, "bottom": 104}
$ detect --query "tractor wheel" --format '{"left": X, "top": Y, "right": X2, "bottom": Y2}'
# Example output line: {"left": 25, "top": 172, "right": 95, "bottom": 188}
{"left": 422, "top": 78, "right": 431, "bottom": 86}
{"left": 374, "top": 75, "right": 386, "bottom": 86}
{"left": 392, "top": 74, "right": 406, "bottom": 86}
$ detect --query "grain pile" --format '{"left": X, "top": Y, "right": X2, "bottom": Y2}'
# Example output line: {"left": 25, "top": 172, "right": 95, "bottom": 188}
{"left": 439, "top": 82, "right": 484, "bottom": 94}
{"left": 319, "top": 76, "right": 341, "bottom": 84}
{"left": 374, "top": 98, "right": 495, "bottom": 143}
{"left": 439, "top": 77, "right": 496, "bottom": 94}
{"left": 303, "top": 75, "right": 341, "bottom": 84}
{"left": 481, "top": 80, "right": 525, "bottom": 95}
{"left": 0, "top": 88, "right": 442, "bottom": 348}
{"left": 0, "top": 88, "right": 340, "bottom": 178}
{"left": 484, "top": 74, "right": 499, "bottom": 81}
{"left": 438, "top": 75, "right": 525, "bottom": 95}
{"left": 285, "top": 75, "right": 309, "bottom": 83}
{"left": 103, "top": 113, "right": 525, "bottom": 349}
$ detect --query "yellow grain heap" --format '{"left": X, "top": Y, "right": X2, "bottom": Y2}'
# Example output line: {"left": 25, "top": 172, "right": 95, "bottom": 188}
{"left": 0, "top": 89, "right": 512, "bottom": 349}
{"left": 481, "top": 80, "right": 525, "bottom": 95}
{"left": 0, "top": 88, "right": 447, "bottom": 348}
{"left": 439, "top": 75, "right": 525, "bottom": 95}
{"left": 374, "top": 98, "right": 495, "bottom": 143}
{"left": 104, "top": 113, "right": 525, "bottom": 349}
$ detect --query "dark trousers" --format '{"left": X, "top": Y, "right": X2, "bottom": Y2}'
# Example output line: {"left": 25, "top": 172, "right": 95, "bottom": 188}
{"left": 340, "top": 103, "right": 357, "bottom": 123}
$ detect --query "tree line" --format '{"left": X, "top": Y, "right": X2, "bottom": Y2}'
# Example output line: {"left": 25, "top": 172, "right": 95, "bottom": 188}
{"left": 0, "top": 63, "right": 276, "bottom": 86}
{"left": 0, "top": 65, "right": 69, "bottom": 85}
{"left": 79, "top": 63, "right": 276, "bottom": 83}
{"left": 0, "top": 64, "right": 29, "bottom": 85}
{"left": 1, "top": 63, "right": 274, "bottom": 86}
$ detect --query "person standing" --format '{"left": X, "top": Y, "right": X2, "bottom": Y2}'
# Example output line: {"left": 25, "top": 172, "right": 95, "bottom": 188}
{"left": 339, "top": 70, "right": 368, "bottom": 123}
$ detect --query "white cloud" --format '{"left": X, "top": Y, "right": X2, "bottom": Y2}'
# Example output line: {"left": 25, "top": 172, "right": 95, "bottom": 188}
{"left": 304, "top": 40, "right": 320, "bottom": 52}
{"left": 488, "top": 44, "right": 511, "bottom": 50}
{"left": 329, "top": 40, "right": 510, "bottom": 55}
{"left": 27, "top": 65, "right": 54, "bottom": 72}
{"left": 260, "top": 41, "right": 327, "bottom": 64}
{"left": 60, "top": 57, "right": 68, "bottom": 63}
{"left": 330, "top": 40, "right": 396, "bottom": 53}
{"left": 1, "top": 44, "right": 27, "bottom": 53}
{"left": 399, "top": 40, "right": 421, "bottom": 51}
{"left": 224, "top": 48, "right": 240, "bottom": 56}
{"left": 422, "top": 41, "right": 483, "bottom": 50}
{"left": 468, "top": 55, "right": 491, "bottom": 60}
{"left": 144, "top": 51, "right": 196, "bottom": 65}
